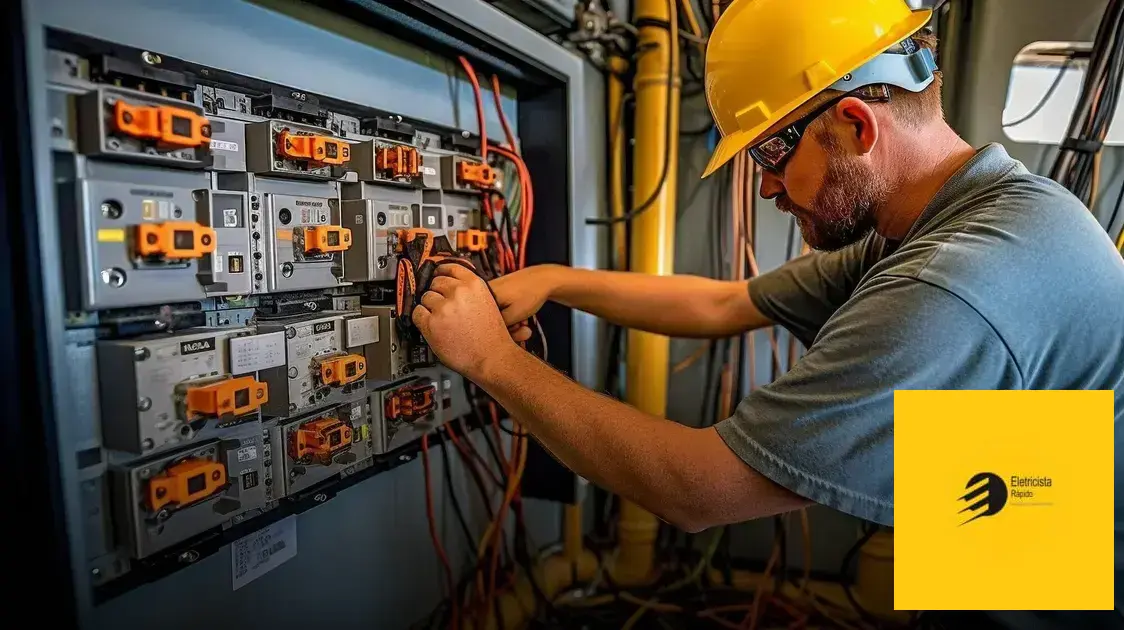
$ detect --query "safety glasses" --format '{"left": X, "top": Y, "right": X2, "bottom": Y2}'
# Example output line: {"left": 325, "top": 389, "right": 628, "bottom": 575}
{"left": 748, "top": 89, "right": 888, "bottom": 174}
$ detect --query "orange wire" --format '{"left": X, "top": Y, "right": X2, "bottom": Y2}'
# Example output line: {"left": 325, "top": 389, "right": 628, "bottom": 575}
{"left": 422, "top": 434, "right": 459, "bottom": 630}
{"left": 457, "top": 56, "right": 488, "bottom": 160}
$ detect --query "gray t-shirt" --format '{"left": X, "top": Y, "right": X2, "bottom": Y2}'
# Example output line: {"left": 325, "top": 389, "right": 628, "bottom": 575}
{"left": 715, "top": 143, "right": 1124, "bottom": 627}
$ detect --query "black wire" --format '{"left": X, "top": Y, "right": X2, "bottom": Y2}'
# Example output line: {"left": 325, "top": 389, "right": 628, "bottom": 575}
{"left": 1106, "top": 170, "right": 1124, "bottom": 239}
{"left": 841, "top": 524, "right": 882, "bottom": 627}
{"left": 1002, "top": 58, "right": 1073, "bottom": 128}
{"left": 439, "top": 429, "right": 478, "bottom": 550}
{"left": 587, "top": 19, "right": 677, "bottom": 226}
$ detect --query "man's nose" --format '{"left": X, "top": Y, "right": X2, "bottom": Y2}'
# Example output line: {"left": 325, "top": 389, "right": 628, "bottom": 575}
{"left": 758, "top": 168, "right": 785, "bottom": 200}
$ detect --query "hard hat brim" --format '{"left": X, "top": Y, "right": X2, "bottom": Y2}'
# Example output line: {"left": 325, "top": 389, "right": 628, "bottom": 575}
{"left": 700, "top": 8, "right": 933, "bottom": 179}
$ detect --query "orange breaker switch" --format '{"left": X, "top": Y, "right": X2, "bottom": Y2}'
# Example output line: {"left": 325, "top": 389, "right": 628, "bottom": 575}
{"left": 134, "top": 222, "right": 217, "bottom": 259}
{"left": 456, "top": 161, "right": 496, "bottom": 188}
{"left": 376, "top": 145, "right": 420, "bottom": 178}
{"left": 277, "top": 130, "right": 351, "bottom": 166}
{"left": 457, "top": 229, "right": 488, "bottom": 253}
{"left": 303, "top": 226, "right": 352, "bottom": 254}
{"left": 290, "top": 417, "right": 353, "bottom": 465}
{"left": 146, "top": 458, "right": 226, "bottom": 513}
{"left": 318, "top": 353, "right": 366, "bottom": 387}
{"left": 385, "top": 382, "right": 437, "bottom": 422}
{"left": 185, "top": 376, "right": 268, "bottom": 420}
{"left": 113, "top": 101, "right": 211, "bottom": 148}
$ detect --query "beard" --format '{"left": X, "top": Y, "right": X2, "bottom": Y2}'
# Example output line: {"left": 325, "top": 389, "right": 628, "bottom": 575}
{"left": 775, "top": 148, "right": 887, "bottom": 251}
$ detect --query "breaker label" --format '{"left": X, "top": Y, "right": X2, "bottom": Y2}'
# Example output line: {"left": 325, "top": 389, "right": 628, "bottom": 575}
{"left": 180, "top": 337, "right": 216, "bottom": 355}
{"left": 422, "top": 166, "right": 437, "bottom": 176}
{"left": 236, "top": 445, "right": 258, "bottom": 462}
{"left": 223, "top": 208, "right": 239, "bottom": 227}
{"left": 232, "top": 515, "right": 297, "bottom": 590}
{"left": 312, "top": 321, "right": 336, "bottom": 334}
{"left": 210, "top": 139, "right": 240, "bottom": 152}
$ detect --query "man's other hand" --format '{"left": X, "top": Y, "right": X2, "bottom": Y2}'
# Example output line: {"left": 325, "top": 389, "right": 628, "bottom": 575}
{"left": 413, "top": 264, "right": 517, "bottom": 378}
{"left": 489, "top": 264, "right": 558, "bottom": 344}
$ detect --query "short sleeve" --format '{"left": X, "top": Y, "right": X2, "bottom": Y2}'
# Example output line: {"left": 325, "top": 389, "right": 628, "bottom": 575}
{"left": 717, "top": 275, "right": 1024, "bottom": 525}
{"left": 749, "top": 234, "right": 880, "bottom": 347}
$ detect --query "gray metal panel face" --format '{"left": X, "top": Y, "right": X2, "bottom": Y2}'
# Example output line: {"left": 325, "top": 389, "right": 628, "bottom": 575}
{"left": 256, "top": 315, "right": 368, "bottom": 418}
{"left": 77, "top": 86, "right": 209, "bottom": 168}
{"left": 194, "top": 189, "right": 252, "bottom": 295}
{"left": 360, "top": 305, "right": 419, "bottom": 383}
{"left": 340, "top": 187, "right": 417, "bottom": 282}
{"left": 252, "top": 191, "right": 347, "bottom": 293}
{"left": 64, "top": 328, "right": 103, "bottom": 453}
{"left": 206, "top": 117, "right": 247, "bottom": 172}
{"left": 245, "top": 119, "right": 352, "bottom": 181}
{"left": 71, "top": 160, "right": 215, "bottom": 309}
{"left": 274, "top": 399, "right": 374, "bottom": 495}
{"left": 97, "top": 328, "right": 257, "bottom": 455}
{"left": 116, "top": 425, "right": 269, "bottom": 558}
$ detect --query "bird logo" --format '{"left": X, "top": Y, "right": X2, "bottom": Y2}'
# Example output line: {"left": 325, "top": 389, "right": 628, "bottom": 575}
{"left": 958, "top": 472, "right": 1008, "bottom": 525}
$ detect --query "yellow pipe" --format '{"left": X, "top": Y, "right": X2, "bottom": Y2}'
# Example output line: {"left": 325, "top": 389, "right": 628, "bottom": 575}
{"left": 612, "top": 0, "right": 680, "bottom": 588}
{"left": 609, "top": 54, "right": 629, "bottom": 270}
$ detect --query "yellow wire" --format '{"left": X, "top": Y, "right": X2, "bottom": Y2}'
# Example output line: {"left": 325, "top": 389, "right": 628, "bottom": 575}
{"left": 678, "top": 0, "right": 705, "bottom": 46}
{"left": 1116, "top": 225, "right": 1124, "bottom": 251}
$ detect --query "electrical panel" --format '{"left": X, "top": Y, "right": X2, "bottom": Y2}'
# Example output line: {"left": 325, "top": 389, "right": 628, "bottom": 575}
{"left": 46, "top": 28, "right": 513, "bottom": 594}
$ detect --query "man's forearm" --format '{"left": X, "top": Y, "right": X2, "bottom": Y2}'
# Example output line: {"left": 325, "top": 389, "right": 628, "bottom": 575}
{"left": 548, "top": 267, "right": 770, "bottom": 338}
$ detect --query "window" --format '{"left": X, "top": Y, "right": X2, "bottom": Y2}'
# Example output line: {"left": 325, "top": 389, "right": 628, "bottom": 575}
{"left": 1001, "top": 41, "right": 1124, "bottom": 145}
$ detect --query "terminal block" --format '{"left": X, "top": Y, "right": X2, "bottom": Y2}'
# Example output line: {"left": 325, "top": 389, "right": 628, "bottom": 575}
{"left": 145, "top": 457, "right": 227, "bottom": 513}
{"left": 456, "top": 229, "right": 488, "bottom": 253}
{"left": 183, "top": 375, "right": 269, "bottom": 421}
{"left": 441, "top": 155, "right": 498, "bottom": 192}
{"left": 97, "top": 328, "right": 266, "bottom": 455}
{"left": 61, "top": 159, "right": 250, "bottom": 310}
{"left": 316, "top": 353, "right": 367, "bottom": 387}
{"left": 351, "top": 140, "right": 422, "bottom": 185}
{"left": 457, "top": 161, "right": 496, "bottom": 188}
{"left": 371, "top": 376, "right": 442, "bottom": 453}
{"left": 300, "top": 225, "right": 352, "bottom": 255}
{"left": 245, "top": 119, "right": 350, "bottom": 180}
{"left": 289, "top": 416, "right": 353, "bottom": 466}
{"left": 133, "top": 221, "right": 216, "bottom": 260}
{"left": 78, "top": 86, "right": 212, "bottom": 168}
{"left": 114, "top": 427, "right": 268, "bottom": 559}
{"left": 269, "top": 400, "right": 374, "bottom": 496}
{"left": 257, "top": 314, "right": 369, "bottom": 419}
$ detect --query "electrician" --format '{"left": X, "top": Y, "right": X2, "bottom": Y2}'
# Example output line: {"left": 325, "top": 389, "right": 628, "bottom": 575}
{"left": 413, "top": 0, "right": 1124, "bottom": 626}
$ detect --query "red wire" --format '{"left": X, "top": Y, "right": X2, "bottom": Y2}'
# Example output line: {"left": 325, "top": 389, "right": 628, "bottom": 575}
{"left": 490, "top": 74, "right": 519, "bottom": 157}
{"left": 422, "top": 434, "right": 459, "bottom": 630}
{"left": 457, "top": 56, "right": 488, "bottom": 161}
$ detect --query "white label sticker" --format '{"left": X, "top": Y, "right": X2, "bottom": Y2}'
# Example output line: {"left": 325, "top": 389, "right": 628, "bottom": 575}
{"left": 425, "top": 215, "right": 437, "bottom": 227}
{"left": 422, "top": 166, "right": 437, "bottom": 176}
{"left": 214, "top": 254, "right": 224, "bottom": 274}
{"left": 346, "top": 316, "right": 379, "bottom": 347}
{"left": 211, "top": 139, "right": 240, "bottom": 152}
{"left": 223, "top": 208, "right": 239, "bottom": 227}
{"left": 232, "top": 515, "right": 297, "bottom": 590}
{"left": 354, "top": 214, "right": 364, "bottom": 225}
{"left": 230, "top": 332, "right": 287, "bottom": 374}
{"left": 236, "top": 445, "right": 257, "bottom": 462}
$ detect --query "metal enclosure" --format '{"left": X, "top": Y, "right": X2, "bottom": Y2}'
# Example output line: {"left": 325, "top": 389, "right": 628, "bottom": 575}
{"left": 14, "top": 0, "right": 606, "bottom": 627}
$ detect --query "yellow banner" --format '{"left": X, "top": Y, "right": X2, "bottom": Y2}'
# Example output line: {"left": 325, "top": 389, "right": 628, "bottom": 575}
{"left": 894, "top": 390, "right": 1114, "bottom": 611}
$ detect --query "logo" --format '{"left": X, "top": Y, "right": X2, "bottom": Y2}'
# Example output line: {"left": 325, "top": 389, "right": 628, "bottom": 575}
{"left": 312, "top": 321, "right": 335, "bottom": 334}
{"left": 958, "top": 472, "right": 1007, "bottom": 525}
{"left": 179, "top": 337, "right": 216, "bottom": 355}
{"left": 293, "top": 199, "right": 324, "bottom": 208}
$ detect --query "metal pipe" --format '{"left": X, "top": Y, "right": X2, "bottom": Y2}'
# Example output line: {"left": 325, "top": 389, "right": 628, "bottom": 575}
{"left": 611, "top": 0, "right": 680, "bottom": 587}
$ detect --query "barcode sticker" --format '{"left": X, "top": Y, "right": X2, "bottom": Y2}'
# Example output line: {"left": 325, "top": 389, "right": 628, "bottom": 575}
{"left": 232, "top": 515, "right": 297, "bottom": 590}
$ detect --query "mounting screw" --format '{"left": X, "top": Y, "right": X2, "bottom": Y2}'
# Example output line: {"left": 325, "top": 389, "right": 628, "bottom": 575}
{"left": 91, "top": 568, "right": 101, "bottom": 577}
{"left": 107, "top": 138, "right": 121, "bottom": 151}
{"left": 141, "top": 51, "right": 162, "bottom": 66}
{"left": 101, "top": 200, "right": 123, "bottom": 219}
{"left": 137, "top": 397, "right": 152, "bottom": 411}
{"left": 461, "top": 130, "right": 471, "bottom": 138}
{"left": 274, "top": 160, "right": 284, "bottom": 169}
{"left": 398, "top": 454, "right": 410, "bottom": 463}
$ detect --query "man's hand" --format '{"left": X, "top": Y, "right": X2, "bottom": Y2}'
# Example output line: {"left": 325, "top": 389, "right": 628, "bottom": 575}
{"left": 489, "top": 264, "right": 560, "bottom": 343}
{"left": 413, "top": 264, "right": 518, "bottom": 379}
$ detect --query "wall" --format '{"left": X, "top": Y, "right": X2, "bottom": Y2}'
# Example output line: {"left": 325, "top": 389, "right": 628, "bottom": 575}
{"left": 669, "top": 0, "right": 1117, "bottom": 575}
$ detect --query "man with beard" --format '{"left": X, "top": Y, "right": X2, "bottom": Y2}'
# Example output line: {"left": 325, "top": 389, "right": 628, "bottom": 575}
{"left": 413, "top": 0, "right": 1123, "bottom": 626}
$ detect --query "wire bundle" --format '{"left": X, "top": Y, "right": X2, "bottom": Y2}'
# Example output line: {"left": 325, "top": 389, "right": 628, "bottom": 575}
{"left": 1048, "top": 0, "right": 1124, "bottom": 209}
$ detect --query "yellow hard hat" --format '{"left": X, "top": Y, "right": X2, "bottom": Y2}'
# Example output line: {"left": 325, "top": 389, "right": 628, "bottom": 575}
{"left": 701, "top": 0, "right": 933, "bottom": 178}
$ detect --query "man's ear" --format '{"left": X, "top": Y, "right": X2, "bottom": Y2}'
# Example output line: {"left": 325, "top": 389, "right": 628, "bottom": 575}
{"left": 833, "top": 97, "right": 879, "bottom": 155}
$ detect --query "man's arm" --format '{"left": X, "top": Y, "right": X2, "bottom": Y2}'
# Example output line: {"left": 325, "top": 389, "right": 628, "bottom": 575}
{"left": 475, "top": 344, "right": 810, "bottom": 531}
{"left": 491, "top": 265, "right": 773, "bottom": 339}
{"left": 414, "top": 265, "right": 809, "bottom": 531}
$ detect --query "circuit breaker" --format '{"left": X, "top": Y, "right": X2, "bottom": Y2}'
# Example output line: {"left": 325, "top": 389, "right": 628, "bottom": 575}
{"left": 267, "top": 398, "right": 374, "bottom": 496}
{"left": 360, "top": 304, "right": 434, "bottom": 382}
{"left": 97, "top": 328, "right": 268, "bottom": 455}
{"left": 371, "top": 374, "right": 442, "bottom": 453}
{"left": 217, "top": 173, "right": 350, "bottom": 293}
{"left": 77, "top": 86, "right": 212, "bottom": 169}
{"left": 340, "top": 182, "right": 420, "bottom": 283}
{"left": 255, "top": 313, "right": 373, "bottom": 419}
{"left": 245, "top": 119, "right": 352, "bottom": 180}
{"left": 60, "top": 158, "right": 253, "bottom": 310}
{"left": 112, "top": 423, "right": 269, "bottom": 559}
